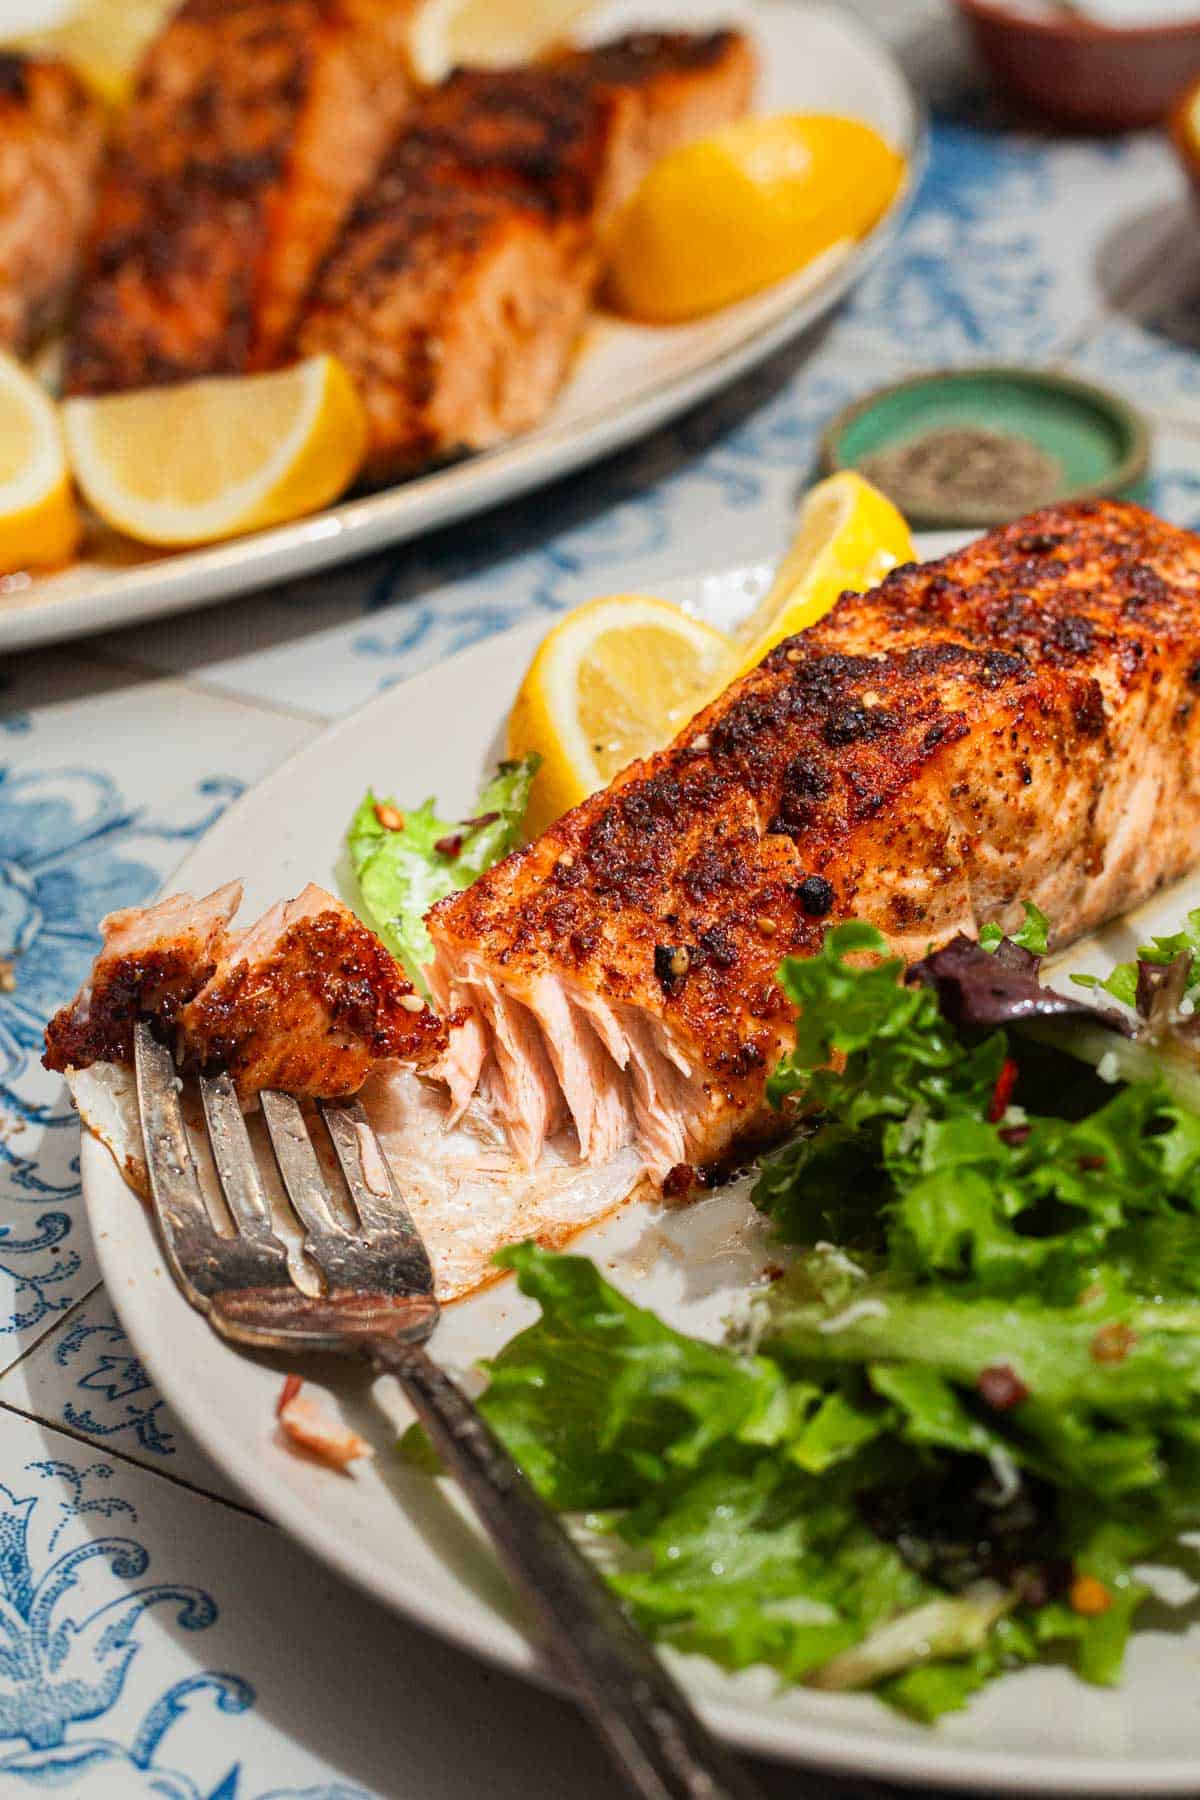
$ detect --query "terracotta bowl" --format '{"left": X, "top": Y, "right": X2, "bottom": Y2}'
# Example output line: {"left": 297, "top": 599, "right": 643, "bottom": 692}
{"left": 954, "top": 0, "right": 1200, "bottom": 132}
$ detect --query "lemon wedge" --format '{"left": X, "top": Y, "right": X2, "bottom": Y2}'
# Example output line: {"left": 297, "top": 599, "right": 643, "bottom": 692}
{"left": 727, "top": 472, "right": 914, "bottom": 682}
{"left": 9, "top": 0, "right": 172, "bottom": 105}
{"left": 607, "top": 115, "right": 905, "bottom": 324}
{"left": 62, "top": 356, "right": 368, "bottom": 549}
{"left": 507, "top": 594, "right": 730, "bottom": 837}
{"left": 408, "top": 0, "right": 595, "bottom": 86}
{"left": 0, "top": 352, "right": 80, "bottom": 575}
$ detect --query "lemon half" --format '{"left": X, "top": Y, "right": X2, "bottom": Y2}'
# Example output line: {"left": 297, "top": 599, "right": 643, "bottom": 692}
{"left": 607, "top": 114, "right": 905, "bottom": 324}
{"left": 507, "top": 594, "right": 730, "bottom": 838}
{"left": 408, "top": 0, "right": 596, "bottom": 86}
{"left": 0, "top": 353, "right": 79, "bottom": 575}
{"left": 63, "top": 355, "right": 368, "bottom": 548}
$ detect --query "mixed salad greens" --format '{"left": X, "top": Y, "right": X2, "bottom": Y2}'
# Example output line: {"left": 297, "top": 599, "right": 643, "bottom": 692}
{"left": 405, "top": 901, "right": 1200, "bottom": 1720}
{"left": 347, "top": 754, "right": 538, "bottom": 991}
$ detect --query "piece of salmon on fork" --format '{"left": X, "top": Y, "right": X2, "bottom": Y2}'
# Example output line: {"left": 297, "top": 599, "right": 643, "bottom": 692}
{"left": 296, "top": 30, "right": 756, "bottom": 479}
{"left": 64, "top": 0, "right": 413, "bottom": 396}
{"left": 44, "top": 881, "right": 444, "bottom": 1099}
{"left": 425, "top": 500, "right": 1200, "bottom": 1193}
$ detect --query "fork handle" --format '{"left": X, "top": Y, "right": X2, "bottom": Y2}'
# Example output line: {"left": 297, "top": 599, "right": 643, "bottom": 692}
{"left": 372, "top": 1337, "right": 765, "bottom": 1800}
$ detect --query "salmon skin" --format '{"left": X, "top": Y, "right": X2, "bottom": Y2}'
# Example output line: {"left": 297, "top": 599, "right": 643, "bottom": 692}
{"left": 64, "top": 0, "right": 412, "bottom": 396}
{"left": 428, "top": 500, "right": 1200, "bottom": 1185}
{"left": 0, "top": 52, "right": 104, "bottom": 355}
{"left": 297, "top": 31, "right": 755, "bottom": 479}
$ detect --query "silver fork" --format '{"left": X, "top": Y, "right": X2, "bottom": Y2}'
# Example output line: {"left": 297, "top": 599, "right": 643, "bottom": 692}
{"left": 132, "top": 1023, "right": 765, "bottom": 1800}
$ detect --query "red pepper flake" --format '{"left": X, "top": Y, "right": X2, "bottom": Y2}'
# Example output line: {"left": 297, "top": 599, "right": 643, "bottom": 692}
{"left": 1091, "top": 1322, "right": 1137, "bottom": 1364}
{"left": 987, "top": 1058, "right": 1019, "bottom": 1124}
{"left": 1077, "top": 1154, "right": 1106, "bottom": 1171}
{"left": 461, "top": 811, "right": 500, "bottom": 832}
{"left": 434, "top": 832, "right": 464, "bottom": 859}
{"left": 1069, "top": 1574, "right": 1112, "bottom": 1617}
{"left": 977, "top": 1363, "right": 1029, "bottom": 1410}
{"left": 1000, "top": 1123, "right": 1030, "bottom": 1147}
{"left": 762, "top": 1262, "right": 786, "bottom": 1283}
{"left": 276, "top": 1373, "right": 303, "bottom": 1417}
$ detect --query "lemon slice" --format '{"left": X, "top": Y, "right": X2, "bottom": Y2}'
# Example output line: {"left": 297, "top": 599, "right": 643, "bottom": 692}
{"left": 63, "top": 356, "right": 368, "bottom": 549}
{"left": 408, "top": 0, "right": 596, "bottom": 85}
{"left": 0, "top": 352, "right": 79, "bottom": 575}
{"left": 607, "top": 115, "right": 905, "bottom": 324}
{"left": 9, "top": 0, "right": 173, "bottom": 105}
{"left": 728, "top": 472, "right": 914, "bottom": 683}
{"left": 507, "top": 594, "right": 731, "bottom": 837}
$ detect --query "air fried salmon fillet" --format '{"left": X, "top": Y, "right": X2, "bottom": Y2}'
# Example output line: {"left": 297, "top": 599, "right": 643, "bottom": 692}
{"left": 428, "top": 500, "right": 1200, "bottom": 1182}
{"left": 64, "top": 0, "right": 412, "bottom": 395}
{"left": 297, "top": 31, "right": 755, "bottom": 478}
{"left": 0, "top": 52, "right": 104, "bottom": 355}
{"left": 45, "top": 880, "right": 444, "bottom": 1098}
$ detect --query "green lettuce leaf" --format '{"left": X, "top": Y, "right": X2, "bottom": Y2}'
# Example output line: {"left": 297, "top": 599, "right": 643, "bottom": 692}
{"left": 1071, "top": 907, "right": 1200, "bottom": 1009}
{"left": 980, "top": 900, "right": 1050, "bottom": 956}
{"left": 479, "top": 1243, "right": 793, "bottom": 1510}
{"left": 347, "top": 754, "right": 538, "bottom": 989}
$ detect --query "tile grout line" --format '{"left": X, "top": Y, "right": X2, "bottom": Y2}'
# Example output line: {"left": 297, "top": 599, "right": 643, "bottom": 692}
{"left": 0, "top": 1393, "right": 268, "bottom": 1521}
{"left": 0, "top": 1280, "right": 105, "bottom": 1384}
{"left": 75, "top": 643, "right": 334, "bottom": 728}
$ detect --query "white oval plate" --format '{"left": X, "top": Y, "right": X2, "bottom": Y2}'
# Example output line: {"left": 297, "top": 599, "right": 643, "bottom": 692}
{"left": 81, "top": 538, "right": 1200, "bottom": 1794}
{"left": 0, "top": 0, "right": 921, "bottom": 655}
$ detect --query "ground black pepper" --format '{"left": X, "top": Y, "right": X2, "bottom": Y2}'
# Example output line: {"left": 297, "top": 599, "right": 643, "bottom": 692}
{"left": 858, "top": 426, "right": 1063, "bottom": 519}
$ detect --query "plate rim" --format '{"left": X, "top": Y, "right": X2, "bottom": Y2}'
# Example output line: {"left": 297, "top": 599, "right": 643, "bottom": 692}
{"left": 0, "top": 0, "right": 925, "bottom": 655}
{"left": 79, "top": 566, "right": 1200, "bottom": 1797}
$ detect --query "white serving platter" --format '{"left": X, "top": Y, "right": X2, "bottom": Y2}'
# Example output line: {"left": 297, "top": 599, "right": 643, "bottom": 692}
{"left": 81, "top": 542, "right": 1200, "bottom": 1795}
{"left": 0, "top": 0, "right": 921, "bottom": 654}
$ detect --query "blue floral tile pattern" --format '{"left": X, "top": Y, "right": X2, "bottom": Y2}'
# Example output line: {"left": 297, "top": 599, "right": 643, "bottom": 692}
{"left": 0, "top": 1446, "right": 370, "bottom": 1798}
{"left": 0, "top": 1290, "right": 242, "bottom": 1502}
{"left": 0, "top": 765, "right": 243, "bottom": 1347}
{"left": 845, "top": 96, "right": 1182, "bottom": 366}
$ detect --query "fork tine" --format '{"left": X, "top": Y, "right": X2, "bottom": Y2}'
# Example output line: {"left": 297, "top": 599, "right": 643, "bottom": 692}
{"left": 134, "top": 1023, "right": 229, "bottom": 1307}
{"left": 320, "top": 1100, "right": 434, "bottom": 1296}
{"left": 259, "top": 1089, "right": 362, "bottom": 1292}
{"left": 199, "top": 1072, "right": 291, "bottom": 1278}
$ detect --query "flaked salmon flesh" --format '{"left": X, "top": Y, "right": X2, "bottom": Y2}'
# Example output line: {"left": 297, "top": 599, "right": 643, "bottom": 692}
{"left": 428, "top": 501, "right": 1200, "bottom": 1183}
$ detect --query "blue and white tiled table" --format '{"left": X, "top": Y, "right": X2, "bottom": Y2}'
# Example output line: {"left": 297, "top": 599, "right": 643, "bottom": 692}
{"left": 3, "top": 4, "right": 1200, "bottom": 1792}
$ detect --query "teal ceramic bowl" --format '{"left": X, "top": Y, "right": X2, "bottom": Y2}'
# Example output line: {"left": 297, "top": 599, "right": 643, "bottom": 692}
{"left": 820, "top": 366, "right": 1150, "bottom": 530}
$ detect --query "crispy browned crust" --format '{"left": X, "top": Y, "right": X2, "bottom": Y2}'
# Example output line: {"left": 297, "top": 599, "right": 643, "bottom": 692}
{"left": 64, "top": 0, "right": 411, "bottom": 395}
{"left": 0, "top": 52, "right": 104, "bottom": 355}
{"left": 43, "top": 944, "right": 220, "bottom": 1072}
{"left": 430, "top": 501, "right": 1200, "bottom": 1148}
{"left": 297, "top": 30, "right": 755, "bottom": 476}
{"left": 176, "top": 909, "right": 445, "bottom": 1096}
